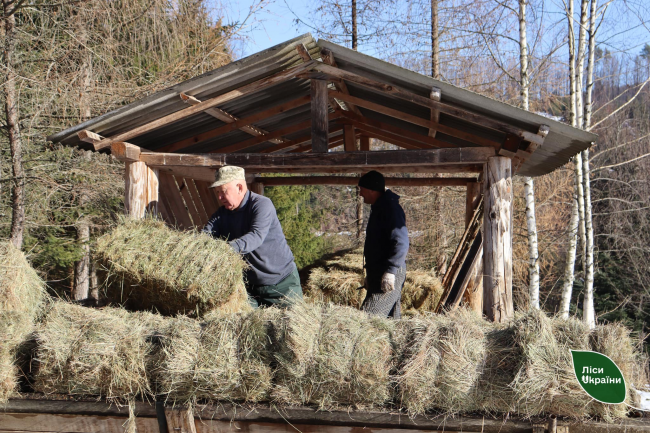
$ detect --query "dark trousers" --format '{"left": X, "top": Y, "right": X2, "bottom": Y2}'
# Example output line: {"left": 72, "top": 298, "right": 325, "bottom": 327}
{"left": 247, "top": 268, "right": 303, "bottom": 308}
{"left": 362, "top": 267, "right": 406, "bottom": 319}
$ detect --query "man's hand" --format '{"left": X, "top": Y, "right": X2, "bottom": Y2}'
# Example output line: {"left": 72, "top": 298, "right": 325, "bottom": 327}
{"left": 381, "top": 272, "right": 396, "bottom": 293}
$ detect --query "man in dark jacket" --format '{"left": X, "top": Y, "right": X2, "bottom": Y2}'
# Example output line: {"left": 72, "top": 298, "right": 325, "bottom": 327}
{"left": 203, "top": 166, "right": 302, "bottom": 308}
{"left": 358, "top": 170, "right": 409, "bottom": 319}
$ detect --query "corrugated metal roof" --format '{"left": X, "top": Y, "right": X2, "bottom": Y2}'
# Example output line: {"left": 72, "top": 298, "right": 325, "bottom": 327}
{"left": 48, "top": 33, "right": 596, "bottom": 177}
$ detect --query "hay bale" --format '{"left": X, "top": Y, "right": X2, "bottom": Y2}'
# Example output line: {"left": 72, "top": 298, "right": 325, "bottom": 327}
{"left": 396, "top": 309, "right": 485, "bottom": 415}
{"left": 401, "top": 271, "right": 443, "bottom": 312}
{"left": 0, "top": 242, "right": 47, "bottom": 402}
{"left": 510, "top": 311, "right": 593, "bottom": 418}
{"left": 273, "top": 302, "right": 394, "bottom": 410}
{"left": 589, "top": 322, "right": 648, "bottom": 420}
{"left": 154, "top": 309, "right": 274, "bottom": 404}
{"left": 95, "top": 218, "right": 250, "bottom": 316}
{"left": 304, "top": 268, "right": 365, "bottom": 308}
{"left": 34, "top": 302, "right": 159, "bottom": 401}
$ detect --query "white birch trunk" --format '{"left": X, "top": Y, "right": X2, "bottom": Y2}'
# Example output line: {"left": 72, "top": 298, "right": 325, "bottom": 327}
{"left": 581, "top": 0, "right": 598, "bottom": 329}
{"left": 559, "top": 164, "right": 581, "bottom": 319}
{"left": 519, "top": 0, "right": 540, "bottom": 309}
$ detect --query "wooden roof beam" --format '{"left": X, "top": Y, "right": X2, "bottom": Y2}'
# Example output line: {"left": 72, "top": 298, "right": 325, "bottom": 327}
{"left": 315, "top": 62, "right": 544, "bottom": 146}
{"left": 329, "top": 90, "right": 501, "bottom": 149}
{"left": 256, "top": 176, "right": 477, "bottom": 187}
{"left": 320, "top": 47, "right": 362, "bottom": 116}
{"left": 92, "top": 60, "right": 317, "bottom": 150}
{"left": 339, "top": 120, "right": 432, "bottom": 150}
{"left": 179, "top": 93, "right": 283, "bottom": 144}
{"left": 290, "top": 134, "right": 348, "bottom": 153}
{"left": 157, "top": 95, "right": 311, "bottom": 153}
{"left": 262, "top": 124, "right": 344, "bottom": 154}
{"left": 140, "top": 147, "right": 494, "bottom": 171}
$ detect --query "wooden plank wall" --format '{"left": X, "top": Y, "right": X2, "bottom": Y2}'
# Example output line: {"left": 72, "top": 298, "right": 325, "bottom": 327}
{"left": 157, "top": 174, "right": 219, "bottom": 230}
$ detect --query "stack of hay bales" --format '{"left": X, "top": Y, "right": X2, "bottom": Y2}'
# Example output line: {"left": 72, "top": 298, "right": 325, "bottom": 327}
{"left": 95, "top": 218, "right": 250, "bottom": 316}
{"left": 153, "top": 309, "right": 276, "bottom": 405}
{"left": 34, "top": 301, "right": 162, "bottom": 402}
{"left": 0, "top": 242, "right": 48, "bottom": 402}
{"left": 273, "top": 302, "right": 394, "bottom": 410}
{"left": 304, "top": 249, "right": 443, "bottom": 313}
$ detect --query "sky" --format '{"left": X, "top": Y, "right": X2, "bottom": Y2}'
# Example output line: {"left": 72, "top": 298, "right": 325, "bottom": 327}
{"left": 222, "top": 0, "right": 650, "bottom": 61}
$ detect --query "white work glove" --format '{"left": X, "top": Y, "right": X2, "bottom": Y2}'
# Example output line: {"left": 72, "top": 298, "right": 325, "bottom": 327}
{"left": 381, "top": 272, "right": 396, "bottom": 293}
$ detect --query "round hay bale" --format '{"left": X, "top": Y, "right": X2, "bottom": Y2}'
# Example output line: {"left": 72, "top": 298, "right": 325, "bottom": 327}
{"left": 154, "top": 309, "right": 274, "bottom": 405}
{"left": 95, "top": 218, "right": 249, "bottom": 316}
{"left": 34, "top": 302, "right": 159, "bottom": 401}
{"left": 273, "top": 302, "right": 394, "bottom": 410}
{"left": 396, "top": 309, "right": 485, "bottom": 415}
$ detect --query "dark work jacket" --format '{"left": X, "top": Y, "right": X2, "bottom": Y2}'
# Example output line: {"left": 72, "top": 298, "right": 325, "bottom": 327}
{"left": 202, "top": 191, "right": 296, "bottom": 286}
{"left": 363, "top": 189, "right": 409, "bottom": 280}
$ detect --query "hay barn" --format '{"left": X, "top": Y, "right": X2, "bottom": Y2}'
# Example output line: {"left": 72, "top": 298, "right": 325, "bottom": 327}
{"left": 6, "top": 34, "right": 647, "bottom": 433}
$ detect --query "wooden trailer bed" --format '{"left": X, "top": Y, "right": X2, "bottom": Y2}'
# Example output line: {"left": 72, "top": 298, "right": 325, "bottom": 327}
{"left": 2, "top": 397, "right": 649, "bottom": 433}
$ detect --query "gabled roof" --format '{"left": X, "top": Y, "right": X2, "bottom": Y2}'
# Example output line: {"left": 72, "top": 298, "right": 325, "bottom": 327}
{"left": 48, "top": 33, "right": 596, "bottom": 177}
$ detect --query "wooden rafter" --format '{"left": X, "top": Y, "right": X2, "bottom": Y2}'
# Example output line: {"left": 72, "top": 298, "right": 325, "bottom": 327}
{"left": 92, "top": 60, "right": 317, "bottom": 150}
{"left": 340, "top": 120, "right": 432, "bottom": 150}
{"left": 157, "top": 95, "right": 311, "bottom": 153}
{"left": 262, "top": 124, "right": 345, "bottom": 154}
{"left": 290, "top": 134, "right": 347, "bottom": 153}
{"left": 330, "top": 90, "right": 501, "bottom": 149}
{"left": 255, "top": 176, "right": 477, "bottom": 187}
{"left": 320, "top": 47, "right": 362, "bottom": 115}
{"left": 315, "top": 62, "right": 544, "bottom": 145}
{"left": 179, "top": 93, "right": 283, "bottom": 144}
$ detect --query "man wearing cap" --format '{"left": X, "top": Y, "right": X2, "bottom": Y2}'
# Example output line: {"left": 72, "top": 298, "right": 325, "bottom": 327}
{"left": 358, "top": 170, "right": 409, "bottom": 319}
{"left": 202, "top": 166, "right": 303, "bottom": 308}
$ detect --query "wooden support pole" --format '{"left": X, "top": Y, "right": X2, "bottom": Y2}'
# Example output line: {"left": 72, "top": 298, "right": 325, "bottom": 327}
{"left": 311, "top": 79, "right": 329, "bottom": 153}
{"left": 360, "top": 135, "right": 370, "bottom": 151}
{"left": 165, "top": 406, "right": 197, "bottom": 433}
{"left": 482, "top": 156, "right": 513, "bottom": 323}
{"left": 466, "top": 182, "right": 482, "bottom": 228}
{"left": 343, "top": 124, "right": 356, "bottom": 151}
{"left": 146, "top": 166, "right": 159, "bottom": 216}
{"left": 124, "top": 162, "right": 159, "bottom": 218}
{"left": 250, "top": 182, "right": 265, "bottom": 196}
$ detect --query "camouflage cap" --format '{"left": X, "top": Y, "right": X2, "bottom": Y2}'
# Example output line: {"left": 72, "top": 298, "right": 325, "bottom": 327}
{"left": 209, "top": 166, "right": 246, "bottom": 188}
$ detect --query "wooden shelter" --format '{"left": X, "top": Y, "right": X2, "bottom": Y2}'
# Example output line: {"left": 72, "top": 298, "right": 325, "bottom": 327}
{"left": 48, "top": 33, "right": 597, "bottom": 322}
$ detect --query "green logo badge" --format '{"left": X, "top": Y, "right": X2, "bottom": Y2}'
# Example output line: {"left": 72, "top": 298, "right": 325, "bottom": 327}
{"left": 571, "top": 350, "right": 626, "bottom": 404}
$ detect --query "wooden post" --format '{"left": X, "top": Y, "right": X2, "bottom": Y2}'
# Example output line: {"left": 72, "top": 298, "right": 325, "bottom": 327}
{"left": 125, "top": 161, "right": 159, "bottom": 218}
{"left": 360, "top": 135, "right": 370, "bottom": 151}
{"left": 311, "top": 79, "right": 329, "bottom": 153}
{"left": 165, "top": 406, "right": 197, "bottom": 433}
{"left": 250, "top": 182, "right": 264, "bottom": 196}
{"left": 482, "top": 156, "right": 513, "bottom": 322}
{"left": 464, "top": 181, "right": 483, "bottom": 314}
{"left": 343, "top": 124, "right": 356, "bottom": 151}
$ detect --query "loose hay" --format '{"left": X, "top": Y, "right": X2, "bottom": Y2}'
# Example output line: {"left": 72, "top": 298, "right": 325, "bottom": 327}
{"left": 34, "top": 302, "right": 159, "bottom": 401}
{"left": 396, "top": 309, "right": 485, "bottom": 415}
{"left": 154, "top": 309, "right": 274, "bottom": 405}
{"left": 95, "top": 218, "right": 250, "bottom": 316}
{"left": 273, "top": 302, "right": 394, "bottom": 410}
{"left": 0, "top": 242, "right": 48, "bottom": 402}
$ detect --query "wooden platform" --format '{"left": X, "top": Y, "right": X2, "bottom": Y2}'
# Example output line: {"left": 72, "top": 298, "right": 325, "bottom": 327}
{"left": 2, "top": 398, "right": 649, "bottom": 433}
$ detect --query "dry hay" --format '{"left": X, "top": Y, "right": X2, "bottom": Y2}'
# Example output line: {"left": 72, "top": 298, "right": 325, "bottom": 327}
{"left": 95, "top": 218, "right": 250, "bottom": 316}
{"left": 273, "top": 302, "right": 394, "bottom": 410}
{"left": 304, "top": 250, "right": 443, "bottom": 313}
{"left": 396, "top": 309, "right": 486, "bottom": 415}
{"left": 0, "top": 242, "right": 48, "bottom": 403}
{"left": 34, "top": 301, "right": 160, "bottom": 402}
{"left": 153, "top": 309, "right": 275, "bottom": 405}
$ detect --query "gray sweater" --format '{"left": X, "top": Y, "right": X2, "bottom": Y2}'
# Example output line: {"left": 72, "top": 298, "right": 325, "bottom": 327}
{"left": 202, "top": 191, "right": 296, "bottom": 286}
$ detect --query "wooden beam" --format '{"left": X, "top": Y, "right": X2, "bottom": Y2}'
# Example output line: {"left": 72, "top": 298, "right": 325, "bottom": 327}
{"left": 360, "top": 135, "right": 370, "bottom": 151}
{"left": 295, "top": 43, "right": 312, "bottom": 62}
{"left": 339, "top": 111, "right": 457, "bottom": 148}
{"left": 429, "top": 86, "right": 441, "bottom": 138}
{"left": 159, "top": 173, "right": 193, "bottom": 229}
{"left": 330, "top": 90, "right": 501, "bottom": 149}
{"left": 499, "top": 133, "right": 523, "bottom": 157}
{"left": 194, "top": 180, "right": 219, "bottom": 216}
{"left": 343, "top": 124, "right": 356, "bottom": 151}
{"left": 215, "top": 119, "right": 312, "bottom": 154}
{"left": 93, "top": 60, "right": 316, "bottom": 150}
{"left": 311, "top": 79, "right": 329, "bottom": 153}
{"left": 179, "top": 93, "right": 283, "bottom": 144}
{"left": 483, "top": 156, "right": 513, "bottom": 323}
{"left": 146, "top": 166, "right": 159, "bottom": 216}
{"left": 140, "top": 147, "right": 494, "bottom": 170}
{"left": 111, "top": 142, "right": 141, "bottom": 162}
{"left": 290, "top": 136, "right": 346, "bottom": 153}
{"left": 124, "top": 161, "right": 147, "bottom": 218}
{"left": 464, "top": 181, "right": 483, "bottom": 314}
{"left": 346, "top": 122, "right": 431, "bottom": 150}
{"left": 177, "top": 177, "right": 204, "bottom": 227}
{"left": 77, "top": 130, "right": 103, "bottom": 149}
{"left": 185, "top": 178, "right": 209, "bottom": 224}
{"left": 320, "top": 47, "right": 362, "bottom": 115}
{"left": 158, "top": 95, "right": 312, "bottom": 153}
{"left": 256, "top": 176, "right": 476, "bottom": 186}
{"left": 261, "top": 123, "right": 344, "bottom": 154}
{"left": 315, "top": 63, "right": 544, "bottom": 145}
{"left": 165, "top": 407, "right": 197, "bottom": 433}
{"left": 466, "top": 181, "right": 482, "bottom": 228}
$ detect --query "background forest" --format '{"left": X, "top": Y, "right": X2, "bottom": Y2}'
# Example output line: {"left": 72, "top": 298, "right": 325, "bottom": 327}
{"left": 2, "top": 0, "right": 650, "bottom": 346}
